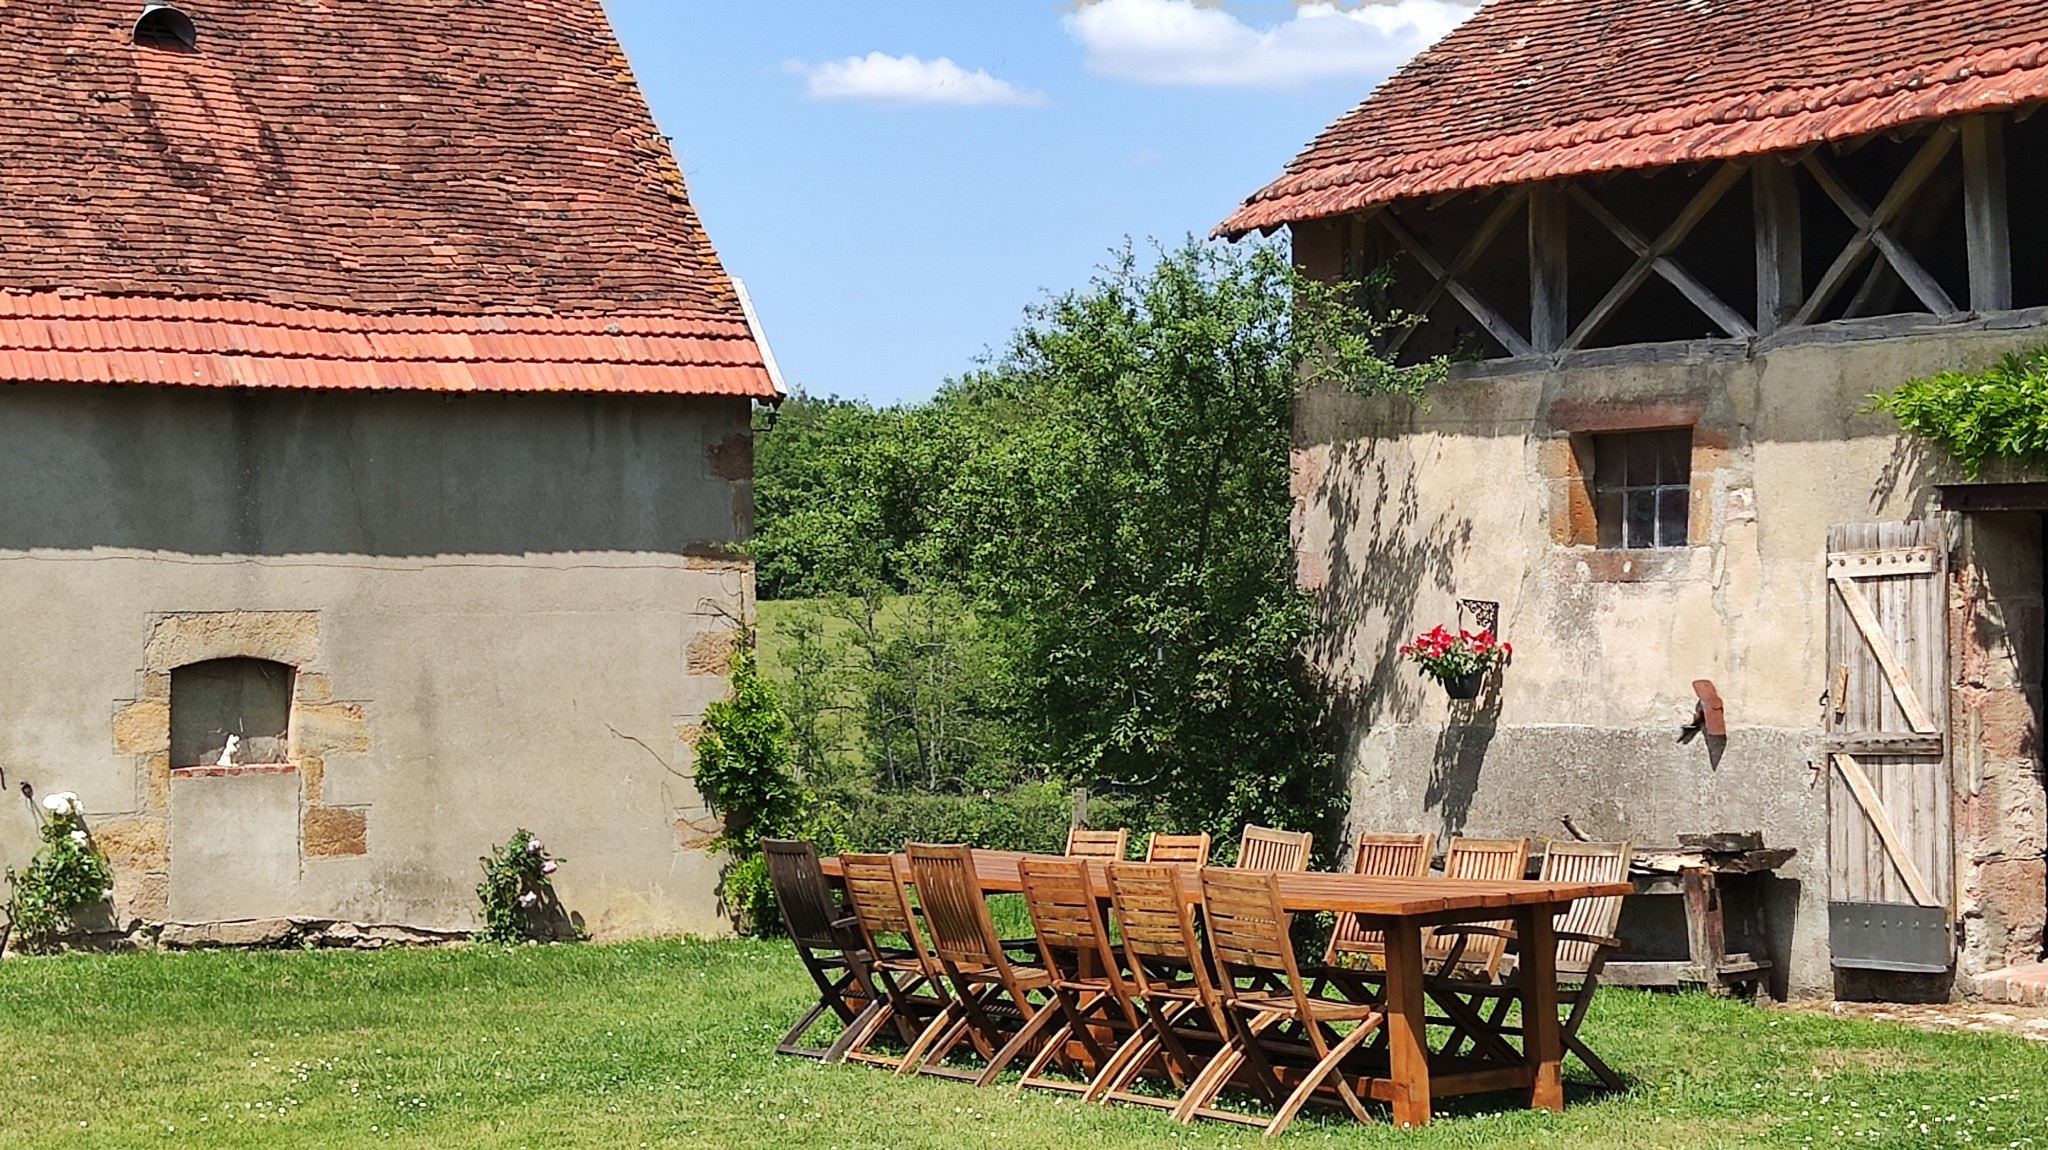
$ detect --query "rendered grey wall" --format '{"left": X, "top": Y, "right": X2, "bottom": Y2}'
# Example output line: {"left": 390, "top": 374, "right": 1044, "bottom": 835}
{"left": 0, "top": 383, "right": 753, "bottom": 941}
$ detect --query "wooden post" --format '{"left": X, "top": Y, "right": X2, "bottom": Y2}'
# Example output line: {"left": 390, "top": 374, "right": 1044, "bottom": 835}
{"left": 1963, "top": 115, "right": 2013, "bottom": 313}
{"left": 1069, "top": 786, "right": 1090, "bottom": 830}
{"left": 1517, "top": 904, "right": 1565, "bottom": 1112}
{"left": 1383, "top": 918, "right": 1434, "bottom": 1128}
{"left": 1680, "top": 866, "right": 1728, "bottom": 992}
{"left": 1754, "top": 159, "right": 1803, "bottom": 334}
{"left": 1528, "top": 183, "right": 1569, "bottom": 353}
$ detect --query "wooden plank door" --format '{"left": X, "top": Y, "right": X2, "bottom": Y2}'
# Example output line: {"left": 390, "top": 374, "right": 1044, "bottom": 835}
{"left": 1825, "top": 520, "right": 1954, "bottom": 972}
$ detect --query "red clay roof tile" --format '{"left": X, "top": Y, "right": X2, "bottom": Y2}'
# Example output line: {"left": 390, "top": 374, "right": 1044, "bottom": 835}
{"left": 0, "top": 0, "right": 774, "bottom": 397}
{"left": 1221, "top": 0, "right": 2048, "bottom": 237}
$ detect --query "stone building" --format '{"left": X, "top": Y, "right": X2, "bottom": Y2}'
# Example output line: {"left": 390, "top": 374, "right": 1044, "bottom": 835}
{"left": 1224, "top": 0, "right": 2048, "bottom": 999}
{"left": 0, "top": 1, "right": 778, "bottom": 946}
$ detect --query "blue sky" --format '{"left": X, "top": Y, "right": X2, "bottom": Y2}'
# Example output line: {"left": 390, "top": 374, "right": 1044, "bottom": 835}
{"left": 605, "top": 1, "right": 1473, "bottom": 405}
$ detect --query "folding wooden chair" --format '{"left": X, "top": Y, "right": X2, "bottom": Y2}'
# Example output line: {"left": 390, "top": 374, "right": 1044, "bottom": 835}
{"left": 1008, "top": 856, "right": 1140, "bottom": 1094}
{"left": 1431, "top": 841, "right": 1635, "bottom": 1088}
{"left": 1087, "top": 861, "right": 1231, "bottom": 1112}
{"left": 899, "top": 844, "right": 1055, "bottom": 1084}
{"left": 1235, "top": 825, "right": 1314, "bottom": 872}
{"left": 1424, "top": 837, "right": 1532, "bottom": 979}
{"left": 762, "top": 839, "right": 881, "bottom": 1062}
{"left": 1177, "top": 867, "right": 1385, "bottom": 1138}
{"left": 835, "top": 852, "right": 950, "bottom": 1070}
{"left": 1324, "top": 833, "right": 1436, "bottom": 970}
{"left": 1066, "top": 827, "right": 1131, "bottom": 860}
{"left": 1145, "top": 832, "right": 1212, "bottom": 865}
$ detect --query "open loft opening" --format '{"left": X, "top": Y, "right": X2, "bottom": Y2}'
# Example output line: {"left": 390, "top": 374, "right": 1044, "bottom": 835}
{"left": 1296, "top": 107, "right": 2043, "bottom": 368}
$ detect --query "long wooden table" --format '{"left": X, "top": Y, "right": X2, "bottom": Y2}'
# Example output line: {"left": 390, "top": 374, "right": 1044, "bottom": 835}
{"left": 819, "top": 848, "right": 1632, "bottom": 1129}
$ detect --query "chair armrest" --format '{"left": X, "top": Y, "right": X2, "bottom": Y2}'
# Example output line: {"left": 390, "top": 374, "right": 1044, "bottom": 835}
{"left": 1555, "top": 930, "right": 1625, "bottom": 951}
{"left": 830, "top": 915, "right": 861, "bottom": 932}
{"left": 1434, "top": 924, "right": 1518, "bottom": 941}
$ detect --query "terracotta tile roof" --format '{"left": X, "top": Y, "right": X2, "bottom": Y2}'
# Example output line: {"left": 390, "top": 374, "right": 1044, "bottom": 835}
{"left": 0, "top": 0, "right": 775, "bottom": 396}
{"left": 0, "top": 292, "right": 778, "bottom": 396}
{"left": 1221, "top": 0, "right": 2048, "bottom": 237}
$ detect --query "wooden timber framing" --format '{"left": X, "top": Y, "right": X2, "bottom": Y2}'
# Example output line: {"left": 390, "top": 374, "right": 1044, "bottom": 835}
{"left": 1353, "top": 113, "right": 2019, "bottom": 361}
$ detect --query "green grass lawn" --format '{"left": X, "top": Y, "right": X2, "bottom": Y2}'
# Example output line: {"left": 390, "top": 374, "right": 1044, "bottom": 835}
{"left": 3, "top": 940, "right": 2045, "bottom": 1149}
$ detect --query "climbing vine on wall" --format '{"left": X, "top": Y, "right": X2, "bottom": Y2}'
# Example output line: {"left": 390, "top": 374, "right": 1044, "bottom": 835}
{"left": 1871, "top": 348, "right": 2048, "bottom": 478}
{"left": 694, "top": 641, "right": 821, "bottom": 934}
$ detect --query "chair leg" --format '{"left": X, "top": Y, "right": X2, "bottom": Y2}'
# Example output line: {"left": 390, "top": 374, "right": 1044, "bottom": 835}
{"left": 1173, "top": 1010, "right": 1281, "bottom": 1124}
{"left": 822, "top": 997, "right": 887, "bottom": 1063}
{"left": 895, "top": 1000, "right": 966, "bottom": 1077}
{"left": 774, "top": 998, "right": 836, "bottom": 1059}
{"left": 1263, "top": 1015, "right": 1382, "bottom": 1139}
{"left": 1565, "top": 1031, "right": 1625, "bottom": 1091}
{"left": 975, "top": 992, "right": 1058, "bottom": 1087}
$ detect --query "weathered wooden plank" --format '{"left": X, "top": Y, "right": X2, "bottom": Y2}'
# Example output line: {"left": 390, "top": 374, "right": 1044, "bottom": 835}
{"left": 1796, "top": 131, "right": 1960, "bottom": 324}
{"left": 1528, "top": 183, "right": 1569, "bottom": 353}
{"left": 1754, "top": 159, "right": 1804, "bottom": 334}
{"left": 1378, "top": 211, "right": 1536, "bottom": 358}
{"left": 1823, "top": 732, "right": 1945, "bottom": 756}
{"left": 1828, "top": 547, "right": 1940, "bottom": 578}
{"left": 1831, "top": 575, "right": 1938, "bottom": 734}
{"left": 1963, "top": 114, "right": 2013, "bottom": 313}
{"left": 1832, "top": 753, "right": 1939, "bottom": 908}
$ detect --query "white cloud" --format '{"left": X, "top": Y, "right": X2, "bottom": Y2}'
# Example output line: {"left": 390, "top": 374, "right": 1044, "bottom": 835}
{"left": 791, "top": 53, "right": 1049, "bottom": 107}
{"left": 1064, "top": 0, "right": 1475, "bottom": 88}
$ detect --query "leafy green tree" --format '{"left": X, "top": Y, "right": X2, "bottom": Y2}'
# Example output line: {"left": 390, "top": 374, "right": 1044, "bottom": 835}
{"left": 1871, "top": 348, "right": 2048, "bottom": 477}
{"left": 932, "top": 239, "right": 1437, "bottom": 853}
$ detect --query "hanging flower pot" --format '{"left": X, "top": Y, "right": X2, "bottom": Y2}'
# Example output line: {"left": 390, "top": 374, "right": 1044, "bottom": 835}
{"left": 1443, "top": 670, "right": 1486, "bottom": 700}
{"left": 1399, "top": 625, "right": 1511, "bottom": 700}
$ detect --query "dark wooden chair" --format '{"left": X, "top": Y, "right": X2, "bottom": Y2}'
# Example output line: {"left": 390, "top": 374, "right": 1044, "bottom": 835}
{"left": 1009, "top": 856, "right": 1140, "bottom": 1094}
{"left": 836, "top": 851, "right": 950, "bottom": 1071}
{"left": 1178, "top": 867, "right": 1384, "bottom": 1137}
{"left": 1431, "top": 841, "right": 1634, "bottom": 1088}
{"left": 899, "top": 844, "right": 1054, "bottom": 1084}
{"left": 1066, "top": 827, "right": 1131, "bottom": 860}
{"left": 1235, "top": 825, "right": 1314, "bottom": 872}
{"left": 1145, "top": 832, "right": 1212, "bottom": 865}
{"left": 762, "top": 838, "right": 879, "bottom": 1062}
{"left": 1088, "top": 861, "right": 1231, "bottom": 1112}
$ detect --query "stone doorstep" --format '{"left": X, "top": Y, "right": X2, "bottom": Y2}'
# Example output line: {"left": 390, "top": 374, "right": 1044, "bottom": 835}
{"left": 1977, "top": 962, "right": 2048, "bottom": 1007}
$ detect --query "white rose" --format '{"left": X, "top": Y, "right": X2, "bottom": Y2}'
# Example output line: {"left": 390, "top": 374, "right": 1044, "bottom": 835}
{"left": 70, "top": 830, "right": 88, "bottom": 843}
{"left": 42, "top": 791, "right": 79, "bottom": 813}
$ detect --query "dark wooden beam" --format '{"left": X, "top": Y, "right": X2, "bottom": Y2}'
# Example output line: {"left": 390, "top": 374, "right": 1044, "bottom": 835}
{"left": 1384, "top": 190, "right": 1527, "bottom": 357}
{"left": 1528, "top": 183, "right": 1569, "bottom": 353}
{"left": 1797, "top": 129, "right": 1960, "bottom": 325}
{"left": 1564, "top": 163, "right": 1752, "bottom": 349}
{"left": 1963, "top": 114, "right": 2013, "bottom": 313}
{"left": 1937, "top": 483, "right": 2048, "bottom": 513}
{"left": 1753, "top": 159, "right": 1803, "bottom": 335}
{"left": 1378, "top": 211, "right": 1535, "bottom": 358}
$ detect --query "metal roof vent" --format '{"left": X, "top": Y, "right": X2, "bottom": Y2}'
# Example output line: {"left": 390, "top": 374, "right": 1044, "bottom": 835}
{"left": 133, "top": 2, "right": 197, "bottom": 49}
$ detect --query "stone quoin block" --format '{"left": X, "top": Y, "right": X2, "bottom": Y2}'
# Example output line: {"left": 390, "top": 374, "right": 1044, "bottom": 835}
{"left": 302, "top": 807, "right": 369, "bottom": 858}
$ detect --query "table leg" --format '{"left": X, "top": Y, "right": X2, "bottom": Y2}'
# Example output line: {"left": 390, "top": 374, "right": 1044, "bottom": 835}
{"left": 1517, "top": 904, "right": 1564, "bottom": 1113}
{"left": 1384, "top": 918, "right": 1432, "bottom": 1128}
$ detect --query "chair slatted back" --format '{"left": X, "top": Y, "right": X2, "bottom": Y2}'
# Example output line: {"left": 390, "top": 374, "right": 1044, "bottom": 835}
{"left": 1426, "top": 837, "right": 1532, "bottom": 976}
{"left": 1144, "top": 832, "right": 1212, "bottom": 865}
{"left": 1541, "top": 841, "right": 1634, "bottom": 975}
{"left": 762, "top": 839, "right": 849, "bottom": 952}
{"left": 1066, "top": 827, "right": 1131, "bottom": 860}
{"left": 840, "top": 852, "right": 928, "bottom": 960}
{"left": 905, "top": 843, "right": 1008, "bottom": 972}
{"left": 1019, "top": 857, "right": 1120, "bottom": 987}
{"left": 1105, "top": 862, "right": 1211, "bottom": 998}
{"left": 1235, "top": 825, "right": 1314, "bottom": 872}
{"left": 1324, "top": 832, "right": 1435, "bottom": 964}
{"left": 1198, "top": 867, "right": 1302, "bottom": 981}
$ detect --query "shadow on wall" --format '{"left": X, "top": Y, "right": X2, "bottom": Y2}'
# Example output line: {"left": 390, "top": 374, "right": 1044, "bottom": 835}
{"left": 0, "top": 385, "right": 750, "bottom": 558}
{"left": 1870, "top": 432, "right": 1941, "bottom": 520}
{"left": 1302, "top": 431, "right": 1475, "bottom": 822}
{"left": 1425, "top": 678, "right": 1504, "bottom": 837}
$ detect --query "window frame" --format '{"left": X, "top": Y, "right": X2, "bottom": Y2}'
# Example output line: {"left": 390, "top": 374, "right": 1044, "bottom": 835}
{"left": 1591, "top": 427, "right": 1694, "bottom": 551}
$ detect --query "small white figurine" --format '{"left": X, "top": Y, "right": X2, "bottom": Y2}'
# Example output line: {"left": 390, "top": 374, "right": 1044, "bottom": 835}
{"left": 216, "top": 734, "right": 240, "bottom": 767}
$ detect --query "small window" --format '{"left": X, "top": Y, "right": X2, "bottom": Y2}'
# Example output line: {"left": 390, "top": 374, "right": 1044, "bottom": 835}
{"left": 170, "top": 658, "right": 293, "bottom": 767}
{"left": 1593, "top": 429, "right": 1692, "bottom": 550}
